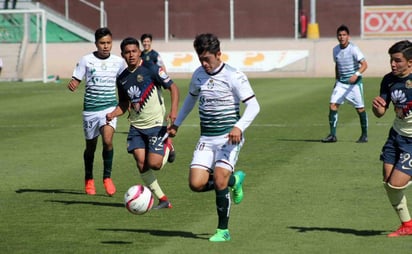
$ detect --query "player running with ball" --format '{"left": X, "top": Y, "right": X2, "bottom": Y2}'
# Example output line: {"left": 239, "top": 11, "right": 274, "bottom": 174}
{"left": 168, "top": 33, "right": 260, "bottom": 242}
{"left": 106, "top": 37, "right": 179, "bottom": 209}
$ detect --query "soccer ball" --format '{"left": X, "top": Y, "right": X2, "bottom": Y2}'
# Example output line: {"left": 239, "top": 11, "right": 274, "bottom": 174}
{"left": 124, "top": 185, "right": 154, "bottom": 215}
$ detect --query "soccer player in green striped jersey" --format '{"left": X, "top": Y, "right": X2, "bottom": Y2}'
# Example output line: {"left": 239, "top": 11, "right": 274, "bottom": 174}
{"left": 68, "top": 27, "right": 126, "bottom": 196}
{"left": 169, "top": 33, "right": 260, "bottom": 242}
{"left": 322, "top": 25, "right": 368, "bottom": 143}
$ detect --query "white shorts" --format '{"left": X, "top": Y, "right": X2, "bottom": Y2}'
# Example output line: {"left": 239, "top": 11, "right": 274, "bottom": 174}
{"left": 82, "top": 107, "right": 117, "bottom": 140}
{"left": 330, "top": 81, "right": 364, "bottom": 108}
{"left": 190, "top": 134, "right": 244, "bottom": 172}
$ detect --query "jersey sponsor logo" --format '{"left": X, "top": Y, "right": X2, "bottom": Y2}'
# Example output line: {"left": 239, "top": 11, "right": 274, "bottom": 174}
{"left": 128, "top": 86, "right": 141, "bottom": 99}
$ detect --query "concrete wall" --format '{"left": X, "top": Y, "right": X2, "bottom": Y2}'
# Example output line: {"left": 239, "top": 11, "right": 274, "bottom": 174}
{"left": 0, "top": 38, "right": 400, "bottom": 81}
{"left": 45, "top": 38, "right": 398, "bottom": 80}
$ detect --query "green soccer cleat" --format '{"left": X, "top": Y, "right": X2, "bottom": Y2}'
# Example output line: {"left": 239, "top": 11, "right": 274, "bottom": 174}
{"left": 232, "top": 170, "right": 246, "bottom": 204}
{"left": 209, "top": 229, "right": 231, "bottom": 242}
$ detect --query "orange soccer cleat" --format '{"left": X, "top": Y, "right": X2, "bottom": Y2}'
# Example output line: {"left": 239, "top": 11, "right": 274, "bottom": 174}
{"left": 388, "top": 223, "right": 412, "bottom": 237}
{"left": 103, "top": 178, "right": 116, "bottom": 196}
{"left": 85, "top": 179, "right": 96, "bottom": 195}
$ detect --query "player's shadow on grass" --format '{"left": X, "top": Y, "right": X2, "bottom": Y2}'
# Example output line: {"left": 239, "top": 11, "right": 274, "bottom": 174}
{"left": 289, "top": 226, "right": 385, "bottom": 236}
{"left": 99, "top": 228, "right": 209, "bottom": 240}
{"left": 47, "top": 200, "right": 123, "bottom": 208}
{"left": 15, "top": 188, "right": 85, "bottom": 195}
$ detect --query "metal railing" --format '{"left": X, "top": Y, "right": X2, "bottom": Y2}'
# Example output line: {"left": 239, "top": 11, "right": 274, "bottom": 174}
{"left": 63, "top": 0, "right": 106, "bottom": 28}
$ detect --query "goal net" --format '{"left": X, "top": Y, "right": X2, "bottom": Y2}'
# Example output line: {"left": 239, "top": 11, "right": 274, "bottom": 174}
{"left": 0, "top": 9, "right": 47, "bottom": 82}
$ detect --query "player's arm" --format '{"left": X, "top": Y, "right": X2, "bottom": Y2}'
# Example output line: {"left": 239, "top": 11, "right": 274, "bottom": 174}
{"left": 68, "top": 56, "right": 86, "bottom": 92}
{"left": 168, "top": 93, "right": 197, "bottom": 137}
{"left": 166, "top": 82, "right": 179, "bottom": 125}
{"left": 372, "top": 96, "right": 387, "bottom": 118}
{"left": 106, "top": 86, "right": 129, "bottom": 122}
{"left": 67, "top": 77, "right": 81, "bottom": 92}
{"left": 358, "top": 59, "right": 368, "bottom": 74}
{"left": 235, "top": 96, "right": 260, "bottom": 132}
{"left": 228, "top": 96, "right": 260, "bottom": 144}
{"left": 349, "top": 59, "right": 368, "bottom": 84}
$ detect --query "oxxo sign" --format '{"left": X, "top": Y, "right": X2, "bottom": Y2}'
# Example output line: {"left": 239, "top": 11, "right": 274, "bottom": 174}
{"left": 363, "top": 5, "right": 412, "bottom": 37}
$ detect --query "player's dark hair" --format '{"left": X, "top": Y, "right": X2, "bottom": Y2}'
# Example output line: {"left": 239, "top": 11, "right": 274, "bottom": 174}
{"left": 120, "top": 37, "right": 140, "bottom": 52}
{"left": 388, "top": 40, "right": 412, "bottom": 60}
{"left": 95, "top": 27, "right": 112, "bottom": 42}
{"left": 140, "top": 33, "right": 153, "bottom": 42}
{"left": 336, "top": 25, "right": 350, "bottom": 35}
{"left": 193, "top": 33, "right": 220, "bottom": 55}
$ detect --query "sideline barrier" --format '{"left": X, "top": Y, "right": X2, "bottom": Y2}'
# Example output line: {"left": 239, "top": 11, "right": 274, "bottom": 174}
{"left": 161, "top": 50, "right": 309, "bottom": 73}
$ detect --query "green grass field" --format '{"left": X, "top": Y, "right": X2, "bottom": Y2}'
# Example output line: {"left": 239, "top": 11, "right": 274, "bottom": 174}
{"left": 2, "top": 77, "right": 412, "bottom": 253}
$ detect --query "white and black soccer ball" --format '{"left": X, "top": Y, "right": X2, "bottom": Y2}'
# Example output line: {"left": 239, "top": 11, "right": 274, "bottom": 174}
{"left": 124, "top": 185, "right": 154, "bottom": 215}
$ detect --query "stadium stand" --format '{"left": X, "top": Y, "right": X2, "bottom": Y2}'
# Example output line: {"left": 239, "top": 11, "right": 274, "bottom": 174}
{"left": 0, "top": 13, "right": 87, "bottom": 43}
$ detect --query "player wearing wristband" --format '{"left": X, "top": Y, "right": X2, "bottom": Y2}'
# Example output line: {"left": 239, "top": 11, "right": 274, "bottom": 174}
{"left": 322, "top": 25, "right": 368, "bottom": 143}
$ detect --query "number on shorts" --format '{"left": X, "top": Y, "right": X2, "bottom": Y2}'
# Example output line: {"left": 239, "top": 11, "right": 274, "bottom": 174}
{"left": 196, "top": 142, "right": 205, "bottom": 151}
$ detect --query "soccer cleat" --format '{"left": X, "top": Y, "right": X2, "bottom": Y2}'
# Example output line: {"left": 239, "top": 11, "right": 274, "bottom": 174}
{"left": 232, "top": 170, "right": 246, "bottom": 204}
{"left": 103, "top": 178, "right": 116, "bottom": 196}
{"left": 356, "top": 135, "right": 368, "bottom": 143}
{"left": 321, "top": 134, "right": 337, "bottom": 143}
{"left": 152, "top": 199, "right": 173, "bottom": 209}
{"left": 85, "top": 179, "right": 96, "bottom": 195}
{"left": 387, "top": 224, "right": 412, "bottom": 237}
{"left": 209, "top": 229, "right": 231, "bottom": 242}
{"left": 165, "top": 137, "right": 176, "bottom": 163}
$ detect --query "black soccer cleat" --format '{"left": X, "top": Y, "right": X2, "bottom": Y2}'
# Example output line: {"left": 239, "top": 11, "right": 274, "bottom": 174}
{"left": 152, "top": 200, "right": 172, "bottom": 209}
{"left": 356, "top": 135, "right": 368, "bottom": 143}
{"left": 321, "top": 134, "right": 337, "bottom": 143}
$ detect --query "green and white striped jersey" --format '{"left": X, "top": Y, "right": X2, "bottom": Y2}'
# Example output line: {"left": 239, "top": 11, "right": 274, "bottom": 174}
{"left": 188, "top": 63, "right": 256, "bottom": 136}
{"left": 72, "top": 52, "right": 126, "bottom": 111}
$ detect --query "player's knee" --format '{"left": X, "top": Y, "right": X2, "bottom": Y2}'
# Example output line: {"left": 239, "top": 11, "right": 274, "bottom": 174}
{"left": 103, "top": 143, "right": 113, "bottom": 150}
{"left": 189, "top": 182, "right": 204, "bottom": 192}
{"left": 148, "top": 161, "right": 162, "bottom": 170}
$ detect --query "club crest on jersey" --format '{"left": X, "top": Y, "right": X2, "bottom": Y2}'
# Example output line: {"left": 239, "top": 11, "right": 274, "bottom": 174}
{"left": 406, "top": 80, "right": 412, "bottom": 89}
{"left": 136, "top": 74, "right": 144, "bottom": 83}
{"left": 101, "top": 62, "right": 107, "bottom": 70}
{"left": 207, "top": 79, "right": 214, "bottom": 89}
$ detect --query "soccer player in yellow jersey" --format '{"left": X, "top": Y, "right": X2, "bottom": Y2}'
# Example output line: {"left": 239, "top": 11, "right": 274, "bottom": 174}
{"left": 372, "top": 40, "right": 412, "bottom": 237}
{"left": 106, "top": 37, "right": 179, "bottom": 209}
